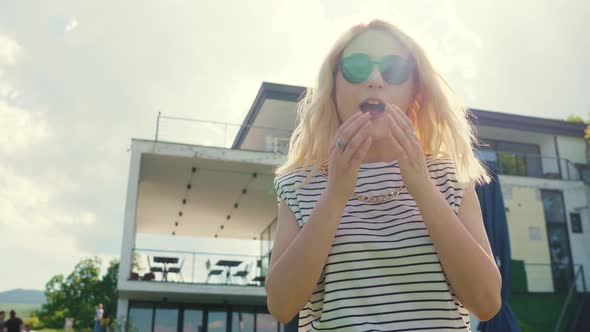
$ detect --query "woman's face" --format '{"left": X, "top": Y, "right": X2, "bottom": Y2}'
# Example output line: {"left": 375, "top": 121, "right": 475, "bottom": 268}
{"left": 334, "top": 29, "right": 416, "bottom": 142}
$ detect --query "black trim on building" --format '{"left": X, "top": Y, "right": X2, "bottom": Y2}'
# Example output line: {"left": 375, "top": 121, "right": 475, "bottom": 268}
{"left": 468, "top": 108, "right": 586, "bottom": 138}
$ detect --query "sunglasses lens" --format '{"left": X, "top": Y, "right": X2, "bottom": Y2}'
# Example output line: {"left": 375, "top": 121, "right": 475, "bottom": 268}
{"left": 341, "top": 53, "right": 372, "bottom": 83}
{"left": 380, "top": 55, "right": 413, "bottom": 85}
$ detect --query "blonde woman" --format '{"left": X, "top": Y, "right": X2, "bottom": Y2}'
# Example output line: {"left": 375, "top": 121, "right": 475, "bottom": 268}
{"left": 266, "top": 19, "right": 502, "bottom": 331}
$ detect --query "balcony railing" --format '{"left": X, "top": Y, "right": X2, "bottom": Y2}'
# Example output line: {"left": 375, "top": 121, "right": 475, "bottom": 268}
{"left": 477, "top": 150, "right": 582, "bottom": 181}
{"left": 512, "top": 261, "right": 586, "bottom": 294}
{"left": 130, "top": 248, "right": 265, "bottom": 286}
{"left": 554, "top": 265, "right": 587, "bottom": 332}
{"left": 154, "top": 113, "right": 292, "bottom": 150}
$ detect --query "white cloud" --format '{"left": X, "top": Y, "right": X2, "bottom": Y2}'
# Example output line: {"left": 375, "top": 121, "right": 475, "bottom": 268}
{"left": 0, "top": 34, "right": 22, "bottom": 99}
{"left": 0, "top": 34, "right": 20, "bottom": 65}
{"left": 0, "top": 163, "right": 97, "bottom": 227}
{"left": 0, "top": 100, "right": 51, "bottom": 155}
{"left": 0, "top": 34, "right": 51, "bottom": 155}
{"left": 65, "top": 18, "right": 78, "bottom": 33}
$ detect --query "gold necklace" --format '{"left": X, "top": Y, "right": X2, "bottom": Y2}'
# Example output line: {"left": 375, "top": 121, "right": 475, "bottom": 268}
{"left": 318, "top": 161, "right": 406, "bottom": 203}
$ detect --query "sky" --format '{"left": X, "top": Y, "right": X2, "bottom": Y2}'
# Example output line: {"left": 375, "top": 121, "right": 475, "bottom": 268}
{"left": 0, "top": 0, "right": 589, "bottom": 292}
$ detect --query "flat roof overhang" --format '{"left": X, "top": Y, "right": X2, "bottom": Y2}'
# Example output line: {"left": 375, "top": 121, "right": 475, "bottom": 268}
{"left": 133, "top": 139, "right": 283, "bottom": 240}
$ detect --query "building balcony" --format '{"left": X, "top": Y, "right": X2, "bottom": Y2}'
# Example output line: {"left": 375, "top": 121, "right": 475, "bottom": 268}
{"left": 117, "top": 139, "right": 282, "bottom": 305}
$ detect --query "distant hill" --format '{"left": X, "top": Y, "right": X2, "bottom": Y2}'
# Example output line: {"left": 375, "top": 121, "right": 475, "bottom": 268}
{"left": 0, "top": 303, "right": 40, "bottom": 318}
{"left": 0, "top": 289, "right": 45, "bottom": 304}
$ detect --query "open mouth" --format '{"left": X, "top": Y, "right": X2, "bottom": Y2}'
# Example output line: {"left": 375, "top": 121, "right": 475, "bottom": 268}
{"left": 360, "top": 100, "right": 386, "bottom": 114}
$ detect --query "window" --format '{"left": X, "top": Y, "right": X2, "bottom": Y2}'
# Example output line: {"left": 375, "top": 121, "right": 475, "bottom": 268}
{"left": 475, "top": 149, "right": 498, "bottom": 162}
{"left": 154, "top": 306, "right": 178, "bottom": 332}
{"left": 207, "top": 311, "right": 227, "bottom": 332}
{"left": 579, "top": 166, "right": 590, "bottom": 184}
{"left": 128, "top": 304, "right": 278, "bottom": 332}
{"left": 571, "top": 212, "right": 583, "bottom": 233}
{"left": 256, "top": 313, "right": 278, "bottom": 332}
{"left": 129, "top": 304, "right": 153, "bottom": 332}
{"left": 183, "top": 309, "right": 203, "bottom": 332}
{"left": 541, "top": 190, "right": 574, "bottom": 292}
{"left": 232, "top": 312, "right": 254, "bottom": 332}
{"left": 480, "top": 139, "right": 544, "bottom": 177}
{"left": 497, "top": 141, "right": 542, "bottom": 177}
{"left": 542, "top": 190, "right": 566, "bottom": 223}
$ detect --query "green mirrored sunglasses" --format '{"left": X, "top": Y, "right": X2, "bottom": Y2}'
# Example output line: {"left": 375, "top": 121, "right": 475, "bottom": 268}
{"left": 339, "top": 53, "right": 415, "bottom": 85}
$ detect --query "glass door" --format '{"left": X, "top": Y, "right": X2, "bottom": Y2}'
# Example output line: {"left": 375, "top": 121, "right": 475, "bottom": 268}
{"left": 153, "top": 305, "right": 178, "bottom": 332}
{"left": 541, "top": 190, "right": 574, "bottom": 292}
{"left": 183, "top": 309, "right": 204, "bottom": 332}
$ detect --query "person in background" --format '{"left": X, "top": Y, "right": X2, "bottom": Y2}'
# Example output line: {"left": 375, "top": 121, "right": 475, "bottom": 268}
{"left": 94, "top": 303, "right": 104, "bottom": 332}
{"left": 100, "top": 311, "right": 110, "bottom": 332}
{"left": 3, "top": 310, "right": 23, "bottom": 332}
{"left": 0, "top": 311, "right": 5, "bottom": 332}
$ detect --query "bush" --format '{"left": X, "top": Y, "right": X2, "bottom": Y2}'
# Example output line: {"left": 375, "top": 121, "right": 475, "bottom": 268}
{"left": 23, "top": 311, "right": 44, "bottom": 330}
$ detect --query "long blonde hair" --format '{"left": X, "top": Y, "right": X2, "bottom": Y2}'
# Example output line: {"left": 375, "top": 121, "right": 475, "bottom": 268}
{"left": 276, "top": 19, "right": 491, "bottom": 187}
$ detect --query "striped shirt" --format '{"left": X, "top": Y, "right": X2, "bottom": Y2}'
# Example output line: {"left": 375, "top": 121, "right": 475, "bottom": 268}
{"left": 273, "top": 156, "right": 471, "bottom": 332}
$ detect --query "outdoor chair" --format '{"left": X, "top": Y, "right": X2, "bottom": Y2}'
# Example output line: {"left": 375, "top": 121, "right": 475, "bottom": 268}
{"left": 205, "top": 258, "right": 224, "bottom": 283}
{"left": 168, "top": 258, "right": 185, "bottom": 282}
{"left": 147, "top": 256, "right": 163, "bottom": 280}
{"left": 232, "top": 262, "right": 252, "bottom": 285}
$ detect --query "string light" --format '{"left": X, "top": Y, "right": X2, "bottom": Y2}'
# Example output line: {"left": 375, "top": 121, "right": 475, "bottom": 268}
{"left": 217, "top": 172, "right": 260, "bottom": 238}
{"left": 168, "top": 159, "right": 270, "bottom": 239}
{"left": 172, "top": 164, "right": 198, "bottom": 236}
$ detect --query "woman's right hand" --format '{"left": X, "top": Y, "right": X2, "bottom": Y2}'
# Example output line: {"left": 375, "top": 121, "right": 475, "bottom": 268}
{"left": 325, "top": 111, "right": 373, "bottom": 203}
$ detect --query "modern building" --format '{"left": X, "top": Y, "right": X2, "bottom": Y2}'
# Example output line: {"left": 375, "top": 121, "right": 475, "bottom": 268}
{"left": 116, "top": 82, "right": 590, "bottom": 331}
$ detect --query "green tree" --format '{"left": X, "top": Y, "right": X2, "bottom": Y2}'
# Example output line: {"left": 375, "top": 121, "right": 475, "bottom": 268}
{"left": 97, "top": 260, "right": 119, "bottom": 319}
{"left": 37, "top": 257, "right": 119, "bottom": 329}
{"left": 564, "top": 112, "right": 590, "bottom": 163}
{"left": 565, "top": 114, "right": 587, "bottom": 124}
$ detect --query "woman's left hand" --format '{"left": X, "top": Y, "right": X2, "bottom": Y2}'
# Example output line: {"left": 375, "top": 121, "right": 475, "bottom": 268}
{"left": 384, "top": 104, "right": 434, "bottom": 198}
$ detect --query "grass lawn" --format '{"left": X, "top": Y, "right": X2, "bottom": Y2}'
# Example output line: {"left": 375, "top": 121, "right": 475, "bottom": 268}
{"left": 509, "top": 293, "right": 580, "bottom": 332}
